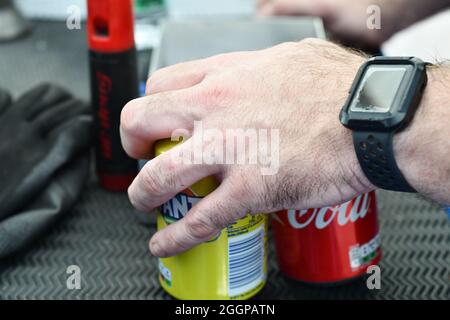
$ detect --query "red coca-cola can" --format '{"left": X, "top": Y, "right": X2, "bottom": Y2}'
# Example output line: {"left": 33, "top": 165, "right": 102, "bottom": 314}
{"left": 272, "top": 192, "right": 381, "bottom": 285}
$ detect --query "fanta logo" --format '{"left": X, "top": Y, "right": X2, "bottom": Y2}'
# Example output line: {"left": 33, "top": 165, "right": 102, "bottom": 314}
{"left": 287, "top": 193, "right": 372, "bottom": 230}
{"left": 161, "top": 192, "right": 201, "bottom": 222}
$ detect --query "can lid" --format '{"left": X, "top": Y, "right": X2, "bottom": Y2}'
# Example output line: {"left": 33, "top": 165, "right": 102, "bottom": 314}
{"left": 87, "top": 0, "right": 135, "bottom": 53}
{"left": 154, "top": 138, "right": 184, "bottom": 157}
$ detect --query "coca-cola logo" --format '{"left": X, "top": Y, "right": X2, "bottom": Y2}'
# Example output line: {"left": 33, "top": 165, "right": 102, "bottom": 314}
{"left": 287, "top": 193, "right": 372, "bottom": 230}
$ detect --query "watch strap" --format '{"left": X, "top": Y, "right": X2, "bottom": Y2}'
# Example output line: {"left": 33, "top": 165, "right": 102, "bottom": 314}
{"left": 353, "top": 131, "right": 416, "bottom": 193}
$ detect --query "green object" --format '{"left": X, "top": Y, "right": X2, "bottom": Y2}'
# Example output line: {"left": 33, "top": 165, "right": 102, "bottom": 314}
{"left": 134, "top": 0, "right": 163, "bottom": 13}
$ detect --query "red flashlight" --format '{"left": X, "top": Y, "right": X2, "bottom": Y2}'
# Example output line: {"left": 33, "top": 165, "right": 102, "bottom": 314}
{"left": 87, "top": 0, "right": 139, "bottom": 192}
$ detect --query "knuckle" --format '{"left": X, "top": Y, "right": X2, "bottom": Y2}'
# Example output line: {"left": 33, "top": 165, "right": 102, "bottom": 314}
{"left": 194, "top": 82, "right": 234, "bottom": 107}
{"left": 165, "top": 229, "right": 190, "bottom": 252}
{"left": 186, "top": 214, "right": 217, "bottom": 240}
{"left": 140, "top": 166, "right": 168, "bottom": 197}
{"left": 209, "top": 52, "right": 231, "bottom": 64}
{"left": 141, "top": 157, "right": 182, "bottom": 197}
{"left": 120, "top": 99, "right": 140, "bottom": 134}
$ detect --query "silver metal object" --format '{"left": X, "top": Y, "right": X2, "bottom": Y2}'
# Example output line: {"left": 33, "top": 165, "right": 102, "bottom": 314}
{"left": 150, "top": 17, "right": 325, "bottom": 73}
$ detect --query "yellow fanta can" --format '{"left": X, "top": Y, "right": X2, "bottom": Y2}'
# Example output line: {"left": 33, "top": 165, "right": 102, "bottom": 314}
{"left": 154, "top": 139, "right": 268, "bottom": 300}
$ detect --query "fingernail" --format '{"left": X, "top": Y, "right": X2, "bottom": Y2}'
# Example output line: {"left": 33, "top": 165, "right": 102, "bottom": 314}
{"left": 150, "top": 240, "right": 164, "bottom": 257}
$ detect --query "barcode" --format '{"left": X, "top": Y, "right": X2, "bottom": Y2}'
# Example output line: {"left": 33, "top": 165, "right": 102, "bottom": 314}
{"left": 228, "top": 226, "right": 265, "bottom": 297}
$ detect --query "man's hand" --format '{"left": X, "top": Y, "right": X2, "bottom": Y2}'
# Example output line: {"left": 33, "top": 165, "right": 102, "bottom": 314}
{"left": 258, "top": 0, "right": 397, "bottom": 49}
{"left": 121, "top": 39, "right": 375, "bottom": 257}
{"left": 257, "top": 0, "right": 450, "bottom": 50}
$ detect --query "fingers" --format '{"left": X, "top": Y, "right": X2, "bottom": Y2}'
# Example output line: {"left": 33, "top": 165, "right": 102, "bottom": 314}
{"left": 149, "top": 181, "right": 248, "bottom": 257}
{"left": 15, "top": 84, "right": 71, "bottom": 120}
{"left": 147, "top": 59, "right": 209, "bottom": 95}
{"left": 258, "top": 0, "right": 328, "bottom": 17}
{"left": 55, "top": 115, "right": 93, "bottom": 147}
{"left": 128, "top": 139, "right": 220, "bottom": 212}
{"left": 146, "top": 51, "right": 253, "bottom": 95}
{"left": 120, "top": 88, "right": 207, "bottom": 159}
{"left": 34, "top": 99, "right": 91, "bottom": 135}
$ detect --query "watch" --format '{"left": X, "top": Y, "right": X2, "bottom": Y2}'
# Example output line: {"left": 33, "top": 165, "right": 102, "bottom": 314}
{"left": 340, "top": 57, "right": 428, "bottom": 193}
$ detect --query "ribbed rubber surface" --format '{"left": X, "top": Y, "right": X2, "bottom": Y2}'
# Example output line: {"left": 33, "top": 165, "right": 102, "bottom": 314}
{"left": 0, "top": 185, "right": 449, "bottom": 300}
{"left": 0, "top": 22, "right": 449, "bottom": 300}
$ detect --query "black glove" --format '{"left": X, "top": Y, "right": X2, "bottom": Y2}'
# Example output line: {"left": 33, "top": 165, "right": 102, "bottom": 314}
{"left": 0, "top": 84, "right": 93, "bottom": 259}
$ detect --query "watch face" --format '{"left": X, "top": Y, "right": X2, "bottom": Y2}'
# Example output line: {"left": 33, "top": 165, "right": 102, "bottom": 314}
{"left": 350, "top": 65, "right": 413, "bottom": 113}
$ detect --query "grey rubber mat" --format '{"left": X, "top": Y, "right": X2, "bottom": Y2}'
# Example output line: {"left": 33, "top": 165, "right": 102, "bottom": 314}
{"left": 0, "top": 22, "right": 449, "bottom": 300}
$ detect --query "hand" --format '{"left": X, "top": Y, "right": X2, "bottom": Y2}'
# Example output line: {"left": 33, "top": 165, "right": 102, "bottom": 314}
{"left": 257, "top": 0, "right": 410, "bottom": 50}
{"left": 121, "top": 39, "right": 376, "bottom": 257}
{"left": 0, "top": 84, "right": 92, "bottom": 220}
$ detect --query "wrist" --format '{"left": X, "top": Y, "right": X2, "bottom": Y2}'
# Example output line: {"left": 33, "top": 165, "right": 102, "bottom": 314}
{"left": 394, "top": 66, "right": 450, "bottom": 203}
{"left": 335, "top": 56, "right": 377, "bottom": 195}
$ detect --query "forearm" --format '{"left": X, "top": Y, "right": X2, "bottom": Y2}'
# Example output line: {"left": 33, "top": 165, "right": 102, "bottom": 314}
{"left": 395, "top": 66, "right": 450, "bottom": 205}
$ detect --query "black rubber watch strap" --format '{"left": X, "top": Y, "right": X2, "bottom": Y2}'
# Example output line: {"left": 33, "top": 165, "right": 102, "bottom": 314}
{"left": 353, "top": 131, "right": 416, "bottom": 193}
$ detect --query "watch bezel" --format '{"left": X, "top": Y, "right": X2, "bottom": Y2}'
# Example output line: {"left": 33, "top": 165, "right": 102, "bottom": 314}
{"left": 340, "top": 57, "right": 427, "bottom": 132}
